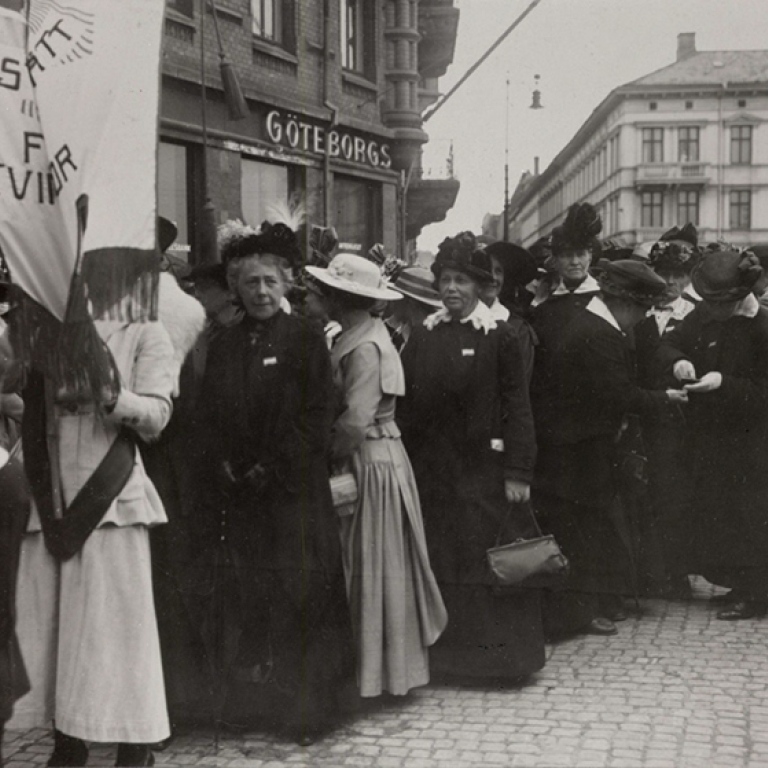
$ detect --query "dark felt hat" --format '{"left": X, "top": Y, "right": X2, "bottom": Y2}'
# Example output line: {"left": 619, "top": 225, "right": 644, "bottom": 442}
{"left": 189, "top": 262, "right": 228, "bottom": 289}
{"left": 485, "top": 242, "right": 539, "bottom": 287}
{"left": 158, "top": 217, "right": 178, "bottom": 254}
{"left": 597, "top": 259, "right": 667, "bottom": 308}
{"left": 599, "top": 237, "right": 634, "bottom": 262}
{"left": 691, "top": 250, "right": 764, "bottom": 303}
{"left": 659, "top": 223, "right": 698, "bottom": 249}
{"left": 431, "top": 231, "right": 493, "bottom": 285}
{"left": 528, "top": 235, "right": 553, "bottom": 268}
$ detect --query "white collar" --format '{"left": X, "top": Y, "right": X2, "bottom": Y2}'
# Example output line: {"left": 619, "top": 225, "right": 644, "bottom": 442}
{"left": 649, "top": 295, "right": 695, "bottom": 321}
{"left": 488, "top": 298, "right": 510, "bottom": 321}
{"left": 586, "top": 295, "right": 623, "bottom": 334}
{"left": 734, "top": 292, "right": 760, "bottom": 318}
{"left": 424, "top": 299, "right": 498, "bottom": 334}
{"left": 531, "top": 274, "right": 600, "bottom": 307}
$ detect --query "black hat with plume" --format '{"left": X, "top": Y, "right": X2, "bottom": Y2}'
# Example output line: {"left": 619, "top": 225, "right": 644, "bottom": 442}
{"left": 551, "top": 203, "right": 603, "bottom": 257}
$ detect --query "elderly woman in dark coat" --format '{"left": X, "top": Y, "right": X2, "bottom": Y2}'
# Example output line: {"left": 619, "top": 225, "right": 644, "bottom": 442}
{"left": 534, "top": 261, "right": 685, "bottom": 638}
{"left": 196, "top": 222, "right": 353, "bottom": 744}
{"left": 657, "top": 248, "right": 768, "bottom": 620}
{"left": 398, "top": 232, "right": 544, "bottom": 680}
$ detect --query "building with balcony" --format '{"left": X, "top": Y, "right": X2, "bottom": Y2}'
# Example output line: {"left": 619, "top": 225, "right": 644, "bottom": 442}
{"left": 505, "top": 33, "right": 768, "bottom": 248}
{"left": 160, "top": 0, "right": 460, "bottom": 261}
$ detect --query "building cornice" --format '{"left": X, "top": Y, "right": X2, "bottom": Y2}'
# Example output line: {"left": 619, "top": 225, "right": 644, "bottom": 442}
{"left": 510, "top": 78, "right": 768, "bottom": 218}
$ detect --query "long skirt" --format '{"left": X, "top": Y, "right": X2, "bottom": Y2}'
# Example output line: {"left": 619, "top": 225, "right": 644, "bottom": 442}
{"left": 535, "top": 491, "right": 632, "bottom": 636}
{"left": 340, "top": 435, "right": 447, "bottom": 697}
{"left": 9, "top": 527, "right": 170, "bottom": 743}
{"left": 417, "top": 467, "right": 545, "bottom": 680}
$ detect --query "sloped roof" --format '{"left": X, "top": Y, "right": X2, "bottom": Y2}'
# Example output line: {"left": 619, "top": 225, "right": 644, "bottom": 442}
{"left": 628, "top": 50, "right": 768, "bottom": 88}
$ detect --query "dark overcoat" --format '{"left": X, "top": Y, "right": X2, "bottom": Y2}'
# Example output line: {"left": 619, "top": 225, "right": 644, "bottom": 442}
{"left": 0, "top": 448, "right": 29, "bottom": 723}
{"left": 194, "top": 310, "right": 352, "bottom": 729}
{"left": 657, "top": 304, "right": 768, "bottom": 576}
{"left": 533, "top": 306, "right": 669, "bottom": 611}
{"left": 398, "top": 318, "right": 543, "bottom": 678}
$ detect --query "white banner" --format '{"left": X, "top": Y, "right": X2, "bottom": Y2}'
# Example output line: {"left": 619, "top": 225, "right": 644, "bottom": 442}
{"left": 0, "top": 0, "right": 165, "bottom": 322}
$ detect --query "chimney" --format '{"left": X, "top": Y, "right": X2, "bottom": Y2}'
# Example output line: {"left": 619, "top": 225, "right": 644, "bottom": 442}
{"left": 534, "top": 156, "right": 540, "bottom": 176}
{"left": 677, "top": 32, "right": 696, "bottom": 61}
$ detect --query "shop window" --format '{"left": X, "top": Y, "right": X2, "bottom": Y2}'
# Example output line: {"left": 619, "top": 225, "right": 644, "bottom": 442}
{"left": 729, "top": 190, "right": 751, "bottom": 230}
{"left": 158, "top": 141, "right": 191, "bottom": 254}
{"left": 642, "top": 127, "right": 664, "bottom": 163}
{"left": 730, "top": 125, "right": 752, "bottom": 165}
{"left": 341, "top": 0, "right": 374, "bottom": 78}
{"left": 334, "top": 174, "right": 382, "bottom": 256}
{"left": 640, "top": 191, "right": 663, "bottom": 228}
{"left": 678, "top": 127, "right": 699, "bottom": 163}
{"left": 677, "top": 190, "right": 699, "bottom": 226}
{"left": 241, "top": 157, "right": 291, "bottom": 228}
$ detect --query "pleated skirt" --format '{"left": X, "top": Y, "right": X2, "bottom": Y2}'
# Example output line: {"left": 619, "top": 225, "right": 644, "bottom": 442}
{"left": 340, "top": 436, "right": 447, "bottom": 698}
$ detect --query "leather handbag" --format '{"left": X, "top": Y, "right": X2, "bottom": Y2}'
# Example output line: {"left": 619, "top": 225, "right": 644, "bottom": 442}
{"left": 486, "top": 504, "right": 569, "bottom": 589}
{"left": 329, "top": 471, "right": 358, "bottom": 517}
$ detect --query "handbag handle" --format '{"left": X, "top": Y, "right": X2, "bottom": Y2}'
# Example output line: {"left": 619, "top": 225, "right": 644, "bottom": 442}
{"left": 494, "top": 500, "right": 544, "bottom": 548}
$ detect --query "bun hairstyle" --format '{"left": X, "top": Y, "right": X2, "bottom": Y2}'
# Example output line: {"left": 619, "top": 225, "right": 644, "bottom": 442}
{"left": 551, "top": 202, "right": 603, "bottom": 258}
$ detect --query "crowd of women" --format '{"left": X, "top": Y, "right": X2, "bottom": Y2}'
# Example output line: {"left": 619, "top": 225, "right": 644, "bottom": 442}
{"left": 2, "top": 199, "right": 768, "bottom": 764}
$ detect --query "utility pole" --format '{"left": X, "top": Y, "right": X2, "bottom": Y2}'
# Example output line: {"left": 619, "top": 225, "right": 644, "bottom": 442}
{"left": 503, "top": 74, "right": 510, "bottom": 242}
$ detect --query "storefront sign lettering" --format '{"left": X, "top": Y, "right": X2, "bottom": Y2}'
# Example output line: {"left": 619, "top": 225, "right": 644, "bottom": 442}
{"left": 266, "top": 110, "right": 391, "bottom": 169}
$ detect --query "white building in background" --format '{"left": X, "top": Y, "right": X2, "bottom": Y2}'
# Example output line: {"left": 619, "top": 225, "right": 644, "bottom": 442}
{"left": 506, "top": 33, "right": 768, "bottom": 248}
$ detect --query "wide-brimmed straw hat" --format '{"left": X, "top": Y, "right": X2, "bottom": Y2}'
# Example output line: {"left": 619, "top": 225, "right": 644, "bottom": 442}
{"left": 596, "top": 259, "right": 667, "bottom": 308}
{"left": 691, "top": 249, "right": 763, "bottom": 303}
{"left": 305, "top": 253, "right": 402, "bottom": 301}
{"left": 393, "top": 266, "right": 442, "bottom": 307}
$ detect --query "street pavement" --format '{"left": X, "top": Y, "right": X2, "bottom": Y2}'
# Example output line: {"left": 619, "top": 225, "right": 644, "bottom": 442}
{"left": 6, "top": 577, "right": 768, "bottom": 768}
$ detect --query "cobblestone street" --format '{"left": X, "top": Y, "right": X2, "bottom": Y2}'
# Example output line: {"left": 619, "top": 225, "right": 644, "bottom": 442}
{"left": 7, "top": 578, "right": 768, "bottom": 768}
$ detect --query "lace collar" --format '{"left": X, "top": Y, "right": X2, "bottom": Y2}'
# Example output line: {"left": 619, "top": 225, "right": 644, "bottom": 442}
{"left": 423, "top": 299, "right": 498, "bottom": 335}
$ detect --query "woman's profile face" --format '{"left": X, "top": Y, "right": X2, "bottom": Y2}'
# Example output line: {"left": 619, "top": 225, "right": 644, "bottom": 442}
{"left": 480, "top": 254, "right": 505, "bottom": 305}
{"left": 438, "top": 267, "right": 480, "bottom": 319}
{"left": 237, "top": 254, "right": 287, "bottom": 321}
{"left": 554, "top": 248, "right": 591, "bottom": 283}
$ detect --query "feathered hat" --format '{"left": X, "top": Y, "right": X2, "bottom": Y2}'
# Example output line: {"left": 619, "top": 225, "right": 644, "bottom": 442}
{"left": 431, "top": 231, "right": 493, "bottom": 285}
{"left": 219, "top": 200, "right": 306, "bottom": 269}
{"left": 648, "top": 223, "right": 701, "bottom": 274}
{"left": 551, "top": 203, "right": 602, "bottom": 257}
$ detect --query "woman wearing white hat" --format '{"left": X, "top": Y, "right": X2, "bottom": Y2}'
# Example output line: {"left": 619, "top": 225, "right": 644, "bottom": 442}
{"left": 306, "top": 254, "right": 447, "bottom": 698}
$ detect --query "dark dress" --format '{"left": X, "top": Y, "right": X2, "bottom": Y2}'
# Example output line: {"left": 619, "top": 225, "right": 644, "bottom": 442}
{"left": 533, "top": 302, "right": 668, "bottom": 635}
{"left": 633, "top": 307, "right": 696, "bottom": 596}
{"left": 656, "top": 302, "right": 768, "bottom": 598}
{"left": 0, "top": 445, "right": 29, "bottom": 753}
{"left": 194, "top": 310, "right": 354, "bottom": 735}
{"left": 529, "top": 284, "right": 599, "bottom": 415}
{"left": 399, "top": 315, "right": 544, "bottom": 680}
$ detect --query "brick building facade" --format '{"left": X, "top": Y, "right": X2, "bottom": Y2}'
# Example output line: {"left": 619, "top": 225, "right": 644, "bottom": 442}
{"left": 159, "top": 0, "right": 459, "bottom": 262}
